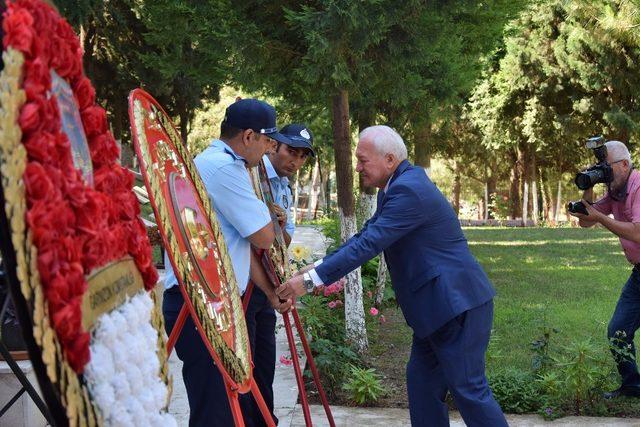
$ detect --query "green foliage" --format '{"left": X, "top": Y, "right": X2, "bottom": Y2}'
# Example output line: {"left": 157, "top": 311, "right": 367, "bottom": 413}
{"left": 188, "top": 86, "right": 253, "bottom": 155}
{"left": 299, "top": 293, "right": 364, "bottom": 394}
{"left": 57, "top": 0, "right": 229, "bottom": 143}
{"left": 489, "top": 336, "right": 616, "bottom": 416}
{"left": 299, "top": 294, "right": 343, "bottom": 342}
{"left": 313, "top": 217, "right": 341, "bottom": 253}
{"left": 308, "top": 338, "right": 359, "bottom": 391}
{"left": 553, "top": 339, "right": 613, "bottom": 414}
{"left": 488, "top": 369, "right": 542, "bottom": 413}
{"left": 468, "top": 0, "right": 640, "bottom": 175}
{"left": 609, "top": 330, "right": 636, "bottom": 367}
{"left": 341, "top": 365, "right": 386, "bottom": 405}
{"left": 296, "top": 253, "right": 362, "bottom": 393}
{"left": 530, "top": 312, "right": 559, "bottom": 372}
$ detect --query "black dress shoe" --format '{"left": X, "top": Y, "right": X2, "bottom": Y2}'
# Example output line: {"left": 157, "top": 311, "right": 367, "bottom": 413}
{"left": 603, "top": 386, "right": 640, "bottom": 399}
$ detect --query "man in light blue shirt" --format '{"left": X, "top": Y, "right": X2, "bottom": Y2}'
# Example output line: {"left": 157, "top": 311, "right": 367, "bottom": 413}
{"left": 163, "top": 99, "right": 292, "bottom": 427}
{"left": 263, "top": 123, "right": 315, "bottom": 245}
{"left": 163, "top": 136, "right": 273, "bottom": 293}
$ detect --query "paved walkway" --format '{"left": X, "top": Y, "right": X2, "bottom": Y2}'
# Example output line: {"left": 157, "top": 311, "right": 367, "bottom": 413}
{"left": 286, "top": 405, "right": 640, "bottom": 426}
{"left": 167, "top": 225, "right": 640, "bottom": 426}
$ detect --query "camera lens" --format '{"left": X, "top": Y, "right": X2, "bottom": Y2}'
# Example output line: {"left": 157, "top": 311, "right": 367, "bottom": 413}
{"left": 567, "top": 200, "right": 588, "bottom": 215}
{"left": 575, "top": 168, "right": 605, "bottom": 190}
{"left": 575, "top": 173, "right": 593, "bottom": 190}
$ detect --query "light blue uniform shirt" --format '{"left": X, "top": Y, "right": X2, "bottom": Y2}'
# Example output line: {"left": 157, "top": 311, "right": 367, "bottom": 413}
{"left": 164, "top": 139, "right": 271, "bottom": 293}
{"left": 263, "top": 156, "right": 295, "bottom": 238}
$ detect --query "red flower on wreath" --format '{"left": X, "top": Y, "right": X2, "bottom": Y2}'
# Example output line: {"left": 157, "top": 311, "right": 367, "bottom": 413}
{"left": 4, "top": 0, "right": 158, "bottom": 373}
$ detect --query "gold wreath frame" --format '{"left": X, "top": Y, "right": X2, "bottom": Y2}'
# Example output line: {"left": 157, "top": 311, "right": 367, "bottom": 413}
{"left": 131, "top": 96, "right": 251, "bottom": 385}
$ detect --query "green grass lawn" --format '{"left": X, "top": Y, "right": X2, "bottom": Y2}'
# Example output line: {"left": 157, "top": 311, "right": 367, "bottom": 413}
{"left": 468, "top": 226, "right": 628, "bottom": 371}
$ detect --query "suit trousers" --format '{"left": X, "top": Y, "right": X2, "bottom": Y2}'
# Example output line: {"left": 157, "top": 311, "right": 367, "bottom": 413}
{"left": 406, "top": 300, "right": 507, "bottom": 427}
{"left": 163, "top": 286, "right": 277, "bottom": 427}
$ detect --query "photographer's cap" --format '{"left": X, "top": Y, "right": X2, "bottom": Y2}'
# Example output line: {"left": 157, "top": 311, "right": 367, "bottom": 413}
{"left": 280, "top": 123, "right": 316, "bottom": 157}
{"left": 222, "top": 99, "right": 290, "bottom": 144}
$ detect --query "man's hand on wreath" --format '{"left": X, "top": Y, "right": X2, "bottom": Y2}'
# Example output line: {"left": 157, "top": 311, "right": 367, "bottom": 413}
{"left": 276, "top": 275, "right": 307, "bottom": 300}
{"left": 269, "top": 202, "right": 287, "bottom": 229}
{"left": 268, "top": 293, "right": 292, "bottom": 314}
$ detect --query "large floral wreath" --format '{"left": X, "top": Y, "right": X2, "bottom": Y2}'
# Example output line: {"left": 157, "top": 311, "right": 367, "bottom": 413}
{"left": 4, "top": 0, "right": 157, "bottom": 373}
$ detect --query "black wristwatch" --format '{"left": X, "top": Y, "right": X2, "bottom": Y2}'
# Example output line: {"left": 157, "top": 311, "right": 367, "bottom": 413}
{"left": 303, "top": 272, "right": 315, "bottom": 293}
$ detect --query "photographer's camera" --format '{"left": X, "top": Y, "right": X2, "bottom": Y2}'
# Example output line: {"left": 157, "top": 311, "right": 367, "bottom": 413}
{"left": 566, "top": 200, "right": 589, "bottom": 216}
{"left": 569, "top": 137, "right": 613, "bottom": 215}
{"left": 574, "top": 136, "right": 613, "bottom": 190}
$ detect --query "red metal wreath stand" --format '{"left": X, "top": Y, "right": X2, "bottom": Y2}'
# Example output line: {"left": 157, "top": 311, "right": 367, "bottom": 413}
{"left": 243, "top": 248, "right": 336, "bottom": 427}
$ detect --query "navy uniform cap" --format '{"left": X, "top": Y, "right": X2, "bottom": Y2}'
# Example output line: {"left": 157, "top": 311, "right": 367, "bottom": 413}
{"left": 279, "top": 123, "right": 316, "bottom": 157}
{"left": 222, "top": 99, "right": 290, "bottom": 144}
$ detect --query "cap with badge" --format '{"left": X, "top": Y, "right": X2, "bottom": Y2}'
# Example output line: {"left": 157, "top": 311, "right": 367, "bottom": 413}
{"left": 222, "top": 99, "right": 290, "bottom": 145}
{"left": 279, "top": 124, "right": 316, "bottom": 157}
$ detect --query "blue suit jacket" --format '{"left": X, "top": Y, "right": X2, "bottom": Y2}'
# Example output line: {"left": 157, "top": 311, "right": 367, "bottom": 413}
{"left": 315, "top": 160, "right": 496, "bottom": 338}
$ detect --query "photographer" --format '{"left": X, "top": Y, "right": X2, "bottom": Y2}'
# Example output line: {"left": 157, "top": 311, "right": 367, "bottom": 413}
{"left": 571, "top": 140, "right": 640, "bottom": 399}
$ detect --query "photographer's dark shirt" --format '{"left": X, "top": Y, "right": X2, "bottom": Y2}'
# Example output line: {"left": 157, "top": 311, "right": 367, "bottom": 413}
{"left": 593, "top": 169, "right": 640, "bottom": 264}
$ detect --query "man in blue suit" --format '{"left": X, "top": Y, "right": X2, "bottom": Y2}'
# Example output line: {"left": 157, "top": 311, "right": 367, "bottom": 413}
{"left": 276, "top": 125, "right": 507, "bottom": 426}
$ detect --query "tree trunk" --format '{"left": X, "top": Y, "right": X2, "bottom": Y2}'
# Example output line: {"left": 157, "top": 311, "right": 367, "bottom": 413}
{"left": 316, "top": 160, "right": 326, "bottom": 218}
{"left": 509, "top": 149, "right": 521, "bottom": 219}
{"left": 484, "top": 183, "right": 489, "bottom": 221}
{"left": 374, "top": 253, "right": 387, "bottom": 307}
{"left": 518, "top": 147, "right": 527, "bottom": 224}
{"left": 324, "top": 170, "right": 331, "bottom": 213}
{"left": 357, "top": 111, "right": 377, "bottom": 227}
{"left": 357, "top": 174, "right": 376, "bottom": 227}
{"left": 541, "top": 169, "right": 551, "bottom": 222}
{"left": 554, "top": 180, "right": 562, "bottom": 223}
{"left": 179, "top": 109, "right": 190, "bottom": 149}
{"left": 112, "top": 97, "right": 125, "bottom": 149}
{"left": 332, "top": 89, "right": 367, "bottom": 354}
{"left": 486, "top": 171, "right": 497, "bottom": 220}
{"left": 307, "top": 160, "right": 320, "bottom": 220}
{"left": 302, "top": 164, "right": 312, "bottom": 217}
{"left": 531, "top": 154, "right": 538, "bottom": 225}
{"left": 522, "top": 173, "right": 529, "bottom": 227}
{"left": 452, "top": 166, "right": 461, "bottom": 216}
{"left": 292, "top": 170, "right": 300, "bottom": 225}
{"left": 414, "top": 123, "right": 431, "bottom": 175}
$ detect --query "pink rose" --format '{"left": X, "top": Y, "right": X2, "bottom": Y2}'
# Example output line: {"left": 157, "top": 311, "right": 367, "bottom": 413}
{"left": 369, "top": 307, "right": 379, "bottom": 316}
{"left": 279, "top": 355, "right": 293, "bottom": 366}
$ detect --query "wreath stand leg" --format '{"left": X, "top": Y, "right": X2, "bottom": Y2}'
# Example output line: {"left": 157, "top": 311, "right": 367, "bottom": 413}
{"left": 0, "top": 285, "right": 53, "bottom": 425}
{"left": 165, "top": 302, "right": 188, "bottom": 355}
{"left": 282, "top": 309, "right": 312, "bottom": 426}
{"left": 223, "top": 379, "right": 245, "bottom": 427}
{"left": 165, "top": 285, "right": 275, "bottom": 427}
{"left": 291, "top": 306, "right": 335, "bottom": 426}
{"left": 243, "top": 279, "right": 336, "bottom": 427}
